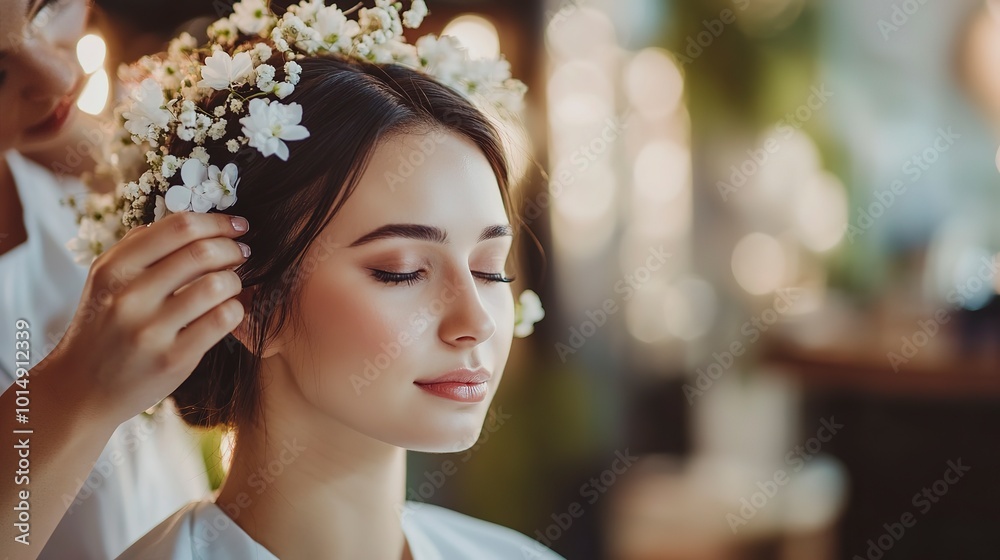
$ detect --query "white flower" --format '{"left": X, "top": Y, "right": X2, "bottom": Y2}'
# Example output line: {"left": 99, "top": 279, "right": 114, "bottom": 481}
{"left": 251, "top": 42, "right": 273, "bottom": 63}
{"left": 122, "top": 78, "right": 171, "bottom": 139}
{"left": 153, "top": 195, "right": 167, "bottom": 222}
{"left": 229, "top": 97, "right": 244, "bottom": 112}
{"left": 208, "top": 119, "right": 229, "bottom": 140}
{"left": 199, "top": 50, "right": 254, "bottom": 90}
{"left": 513, "top": 289, "right": 544, "bottom": 338}
{"left": 402, "top": 0, "right": 427, "bottom": 28}
{"left": 311, "top": 6, "right": 359, "bottom": 52}
{"left": 231, "top": 0, "right": 272, "bottom": 35}
{"left": 161, "top": 155, "right": 180, "bottom": 178}
{"left": 272, "top": 82, "right": 295, "bottom": 99}
{"left": 201, "top": 163, "right": 241, "bottom": 210}
{"left": 255, "top": 63, "right": 276, "bottom": 91}
{"left": 239, "top": 98, "right": 310, "bottom": 161}
{"left": 227, "top": 139, "right": 241, "bottom": 153}
{"left": 284, "top": 61, "right": 302, "bottom": 85}
{"left": 165, "top": 159, "right": 217, "bottom": 213}
{"left": 207, "top": 17, "right": 239, "bottom": 45}
{"left": 214, "top": 105, "right": 227, "bottom": 117}
{"left": 190, "top": 146, "right": 210, "bottom": 164}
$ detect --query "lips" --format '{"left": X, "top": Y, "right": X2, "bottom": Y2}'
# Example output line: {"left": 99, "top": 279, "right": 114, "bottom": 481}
{"left": 414, "top": 368, "right": 491, "bottom": 403}
{"left": 414, "top": 368, "right": 491, "bottom": 385}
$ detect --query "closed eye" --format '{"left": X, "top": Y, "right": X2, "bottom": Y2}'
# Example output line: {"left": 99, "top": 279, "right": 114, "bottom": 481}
{"left": 368, "top": 269, "right": 515, "bottom": 286}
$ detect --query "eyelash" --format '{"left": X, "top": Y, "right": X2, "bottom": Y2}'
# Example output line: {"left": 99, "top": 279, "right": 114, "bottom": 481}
{"left": 369, "top": 269, "right": 515, "bottom": 286}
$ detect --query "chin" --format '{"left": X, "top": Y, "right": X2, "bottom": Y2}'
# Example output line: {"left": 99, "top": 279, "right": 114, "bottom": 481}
{"left": 396, "top": 405, "right": 493, "bottom": 454}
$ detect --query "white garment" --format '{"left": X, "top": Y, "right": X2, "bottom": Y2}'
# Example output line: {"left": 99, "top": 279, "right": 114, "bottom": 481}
{"left": 0, "top": 150, "right": 212, "bottom": 559}
{"left": 116, "top": 499, "right": 566, "bottom": 560}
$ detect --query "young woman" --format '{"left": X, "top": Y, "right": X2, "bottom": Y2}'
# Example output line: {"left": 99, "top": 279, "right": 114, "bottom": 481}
{"left": 106, "top": 1, "right": 559, "bottom": 557}
{"left": 0, "top": 1, "right": 253, "bottom": 557}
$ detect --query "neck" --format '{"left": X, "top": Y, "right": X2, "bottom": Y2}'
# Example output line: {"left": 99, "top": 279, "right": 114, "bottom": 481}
{"left": 215, "top": 361, "right": 411, "bottom": 560}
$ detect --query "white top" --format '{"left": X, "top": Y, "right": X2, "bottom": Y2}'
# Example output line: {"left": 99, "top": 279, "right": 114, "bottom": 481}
{"left": 116, "top": 499, "right": 566, "bottom": 560}
{"left": 0, "top": 151, "right": 212, "bottom": 559}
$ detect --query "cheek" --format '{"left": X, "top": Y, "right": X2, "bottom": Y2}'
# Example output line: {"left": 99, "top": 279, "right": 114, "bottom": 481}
{"left": 296, "top": 273, "right": 408, "bottom": 384}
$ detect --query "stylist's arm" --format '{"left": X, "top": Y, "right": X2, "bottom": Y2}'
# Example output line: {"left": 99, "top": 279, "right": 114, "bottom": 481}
{"left": 0, "top": 211, "right": 250, "bottom": 560}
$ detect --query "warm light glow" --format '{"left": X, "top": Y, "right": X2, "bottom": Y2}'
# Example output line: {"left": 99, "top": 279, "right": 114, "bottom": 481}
{"left": 793, "top": 171, "right": 848, "bottom": 252}
{"left": 545, "top": 6, "right": 617, "bottom": 60}
{"left": 220, "top": 430, "right": 236, "bottom": 474}
{"left": 732, "top": 233, "right": 788, "bottom": 295}
{"left": 442, "top": 14, "right": 500, "bottom": 60}
{"left": 77, "top": 69, "right": 109, "bottom": 115}
{"left": 547, "top": 60, "right": 614, "bottom": 126}
{"left": 633, "top": 140, "right": 689, "bottom": 203}
{"left": 76, "top": 33, "right": 106, "bottom": 74}
{"left": 624, "top": 48, "right": 684, "bottom": 118}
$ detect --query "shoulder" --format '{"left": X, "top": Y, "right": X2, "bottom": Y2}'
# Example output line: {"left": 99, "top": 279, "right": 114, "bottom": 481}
{"left": 115, "top": 500, "right": 276, "bottom": 560}
{"left": 401, "top": 501, "right": 564, "bottom": 560}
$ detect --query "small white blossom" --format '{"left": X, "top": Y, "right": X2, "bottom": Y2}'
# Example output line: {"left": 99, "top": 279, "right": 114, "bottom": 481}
{"left": 229, "top": 97, "right": 244, "bottom": 112}
{"left": 201, "top": 163, "right": 241, "bottom": 210}
{"left": 198, "top": 50, "right": 254, "bottom": 90}
{"left": 513, "top": 289, "right": 545, "bottom": 338}
{"left": 190, "top": 146, "right": 210, "bottom": 164}
{"left": 153, "top": 195, "right": 167, "bottom": 222}
{"left": 161, "top": 155, "right": 180, "bottom": 178}
{"left": 122, "top": 78, "right": 172, "bottom": 139}
{"left": 231, "top": 0, "right": 272, "bottom": 35}
{"left": 227, "top": 139, "right": 241, "bottom": 153}
{"left": 284, "top": 61, "right": 302, "bottom": 85}
{"left": 239, "top": 98, "right": 310, "bottom": 161}
{"left": 213, "top": 105, "right": 227, "bottom": 117}
{"left": 165, "top": 159, "right": 215, "bottom": 213}
{"left": 402, "top": 0, "right": 427, "bottom": 28}
{"left": 255, "top": 63, "right": 276, "bottom": 91}
{"left": 251, "top": 42, "right": 273, "bottom": 63}
{"left": 208, "top": 119, "right": 229, "bottom": 140}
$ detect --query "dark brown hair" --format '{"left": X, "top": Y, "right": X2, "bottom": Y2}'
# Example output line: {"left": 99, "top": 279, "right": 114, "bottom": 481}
{"left": 170, "top": 54, "right": 517, "bottom": 429}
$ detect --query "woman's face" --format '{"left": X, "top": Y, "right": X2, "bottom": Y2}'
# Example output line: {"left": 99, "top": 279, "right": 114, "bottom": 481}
{"left": 0, "top": 0, "right": 88, "bottom": 154}
{"left": 264, "top": 130, "right": 516, "bottom": 453}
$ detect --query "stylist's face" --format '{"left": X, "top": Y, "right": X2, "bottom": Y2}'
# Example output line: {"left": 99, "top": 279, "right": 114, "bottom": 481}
{"left": 0, "top": 0, "right": 89, "bottom": 153}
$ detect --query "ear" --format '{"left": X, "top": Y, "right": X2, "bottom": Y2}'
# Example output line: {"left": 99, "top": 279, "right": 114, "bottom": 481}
{"left": 231, "top": 285, "right": 285, "bottom": 359}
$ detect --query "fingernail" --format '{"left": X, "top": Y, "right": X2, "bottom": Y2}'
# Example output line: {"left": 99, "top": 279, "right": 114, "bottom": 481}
{"left": 231, "top": 216, "right": 249, "bottom": 232}
{"left": 237, "top": 242, "right": 251, "bottom": 258}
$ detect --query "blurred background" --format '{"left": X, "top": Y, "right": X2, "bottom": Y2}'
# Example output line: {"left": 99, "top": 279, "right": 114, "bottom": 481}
{"left": 78, "top": 0, "right": 1000, "bottom": 558}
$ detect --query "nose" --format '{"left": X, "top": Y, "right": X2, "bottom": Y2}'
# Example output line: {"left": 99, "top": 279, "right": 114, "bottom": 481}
{"left": 20, "top": 31, "right": 81, "bottom": 103}
{"left": 437, "top": 272, "right": 497, "bottom": 348}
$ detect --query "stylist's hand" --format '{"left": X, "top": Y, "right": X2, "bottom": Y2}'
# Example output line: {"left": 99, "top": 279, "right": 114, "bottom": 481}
{"left": 41, "top": 212, "right": 250, "bottom": 426}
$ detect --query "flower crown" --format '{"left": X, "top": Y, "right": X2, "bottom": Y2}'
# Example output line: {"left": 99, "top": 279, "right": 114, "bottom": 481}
{"left": 67, "top": 0, "right": 543, "bottom": 336}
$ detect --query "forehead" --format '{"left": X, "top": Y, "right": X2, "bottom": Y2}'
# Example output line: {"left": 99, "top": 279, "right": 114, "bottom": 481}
{"left": 329, "top": 130, "right": 508, "bottom": 245}
{"left": 0, "top": 0, "right": 29, "bottom": 53}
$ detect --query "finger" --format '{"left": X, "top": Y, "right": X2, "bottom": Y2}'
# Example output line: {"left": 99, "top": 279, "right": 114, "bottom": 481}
{"left": 161, "top": 270, "right": 243, "bottom": 332}
{"left": 114, "top": 212, "right": 249, "bottom": 270}
{"left": 135, "top": 237, "right": 249, "bottom": 301}
{"left": 174, "top": 298, "right": 245, "bottom": 360}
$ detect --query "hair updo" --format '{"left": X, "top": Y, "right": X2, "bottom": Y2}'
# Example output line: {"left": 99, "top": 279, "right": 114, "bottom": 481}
{"left": 169, "top": 55, "right": 517, "bottom": 429}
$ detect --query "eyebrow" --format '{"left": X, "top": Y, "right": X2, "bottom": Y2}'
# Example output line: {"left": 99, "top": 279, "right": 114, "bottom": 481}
{"left": 348, "top": 223, "right": 513, "bottom": 247}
